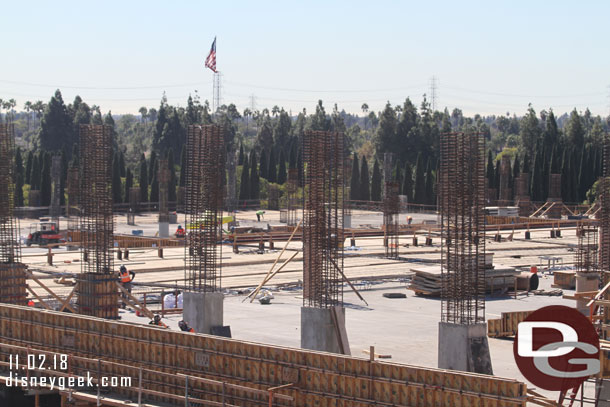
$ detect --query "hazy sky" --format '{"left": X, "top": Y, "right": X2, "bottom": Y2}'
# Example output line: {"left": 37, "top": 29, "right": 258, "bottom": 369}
{"left": 2, "top": 1, "right": 609, "bottom": 117}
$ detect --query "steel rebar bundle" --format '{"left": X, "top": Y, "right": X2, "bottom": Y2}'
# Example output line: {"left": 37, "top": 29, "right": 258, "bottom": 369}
{"left": 303, "top": 130, "right": 344, "bottom": 308}
{"left": 158, "top": 158, "right": 169, "bottom": 223}
{"left": 185, "top": 125, "right": 225, "bottom": 293}
{"left": 0, "top": 124, "right": 26, "bottom": 305}
{"left": 599, "top": 136, "right": 610, "bottom": 331}
{"left": 77, "top": 124, "right": 117, "bottom": 319}
{"left": 440, "top": 132, "right": 486, "bottom": 325}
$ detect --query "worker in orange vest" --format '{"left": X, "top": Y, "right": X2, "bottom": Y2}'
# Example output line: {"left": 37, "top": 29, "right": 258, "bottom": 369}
{"left": 175, "top": 225, "right": 186, "bottom": 238}
{"left": 149, "top": 314, "right": 168, "bottom": 328}
{"left": 178, "top": 320, "right": 195, "bottom": 333}
{"left": 118, "top": 265, "right": 135, "bottom": 308}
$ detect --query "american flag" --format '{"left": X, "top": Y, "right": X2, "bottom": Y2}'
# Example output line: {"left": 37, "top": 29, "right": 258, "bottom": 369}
{"left": 205, "top": 37, "right": 217, "bottom": 73}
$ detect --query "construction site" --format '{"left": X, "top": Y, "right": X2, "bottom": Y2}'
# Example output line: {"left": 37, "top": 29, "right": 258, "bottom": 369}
{"left": 3, "top": 122, "right": 610, "bottom": 407}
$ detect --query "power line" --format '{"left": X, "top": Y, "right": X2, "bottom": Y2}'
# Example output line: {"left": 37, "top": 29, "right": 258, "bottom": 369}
{"left": 0, "top": 79, "right": 209, "bottom": 90}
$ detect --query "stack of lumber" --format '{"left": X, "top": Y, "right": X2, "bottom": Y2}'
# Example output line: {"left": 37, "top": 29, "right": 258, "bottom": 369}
{"left": 408, "top": 264, "right": 520, "bottom": 296}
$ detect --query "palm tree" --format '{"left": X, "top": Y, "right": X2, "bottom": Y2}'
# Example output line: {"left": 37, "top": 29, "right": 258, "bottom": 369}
{"left": 272, "top": 105, "right": 280, "bottom": 117}
{"left": 138, "top": 106, "right": 148, "bottom": 124}
{"left": 243, "top": 108, "right": 252, "bottom": 136}
{"left": 361, "top": 103, "right": 369, "bottom": 130}
{"left": 24, "top": 101, "right": 32, "bottom": 131}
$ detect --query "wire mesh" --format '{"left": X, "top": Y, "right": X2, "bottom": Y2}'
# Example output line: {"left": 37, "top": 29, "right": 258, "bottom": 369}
{"left": 302, "top": 130, "right": 344, "bottom": 308}
{"left": 440, "top": 132, "right": 486, "bottom": 325}
{"left": 185, "top": 125, "right": 225, "bottom": 293}
{"left": 0, "top": 124, "right": 26, "bottom": 305}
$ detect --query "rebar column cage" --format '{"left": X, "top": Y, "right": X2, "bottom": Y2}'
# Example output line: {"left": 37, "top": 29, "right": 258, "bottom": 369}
{"left": 50, "top": 154, "right": 62, "bottom": 223}
{"left": 286, "top": 168, "right": 299, "bottom": 226}
{"left": 66, "top": 167, "right": 80, "bottom": 230}
{"left": 498, "top": 155, "right": 512, "bottom": 204}
{"left": 158, "top": 158, "right": 169, "bottom": 223}
{"left": 127, "top": 187, "right": 139, "bottom": 225}
{"left": 599, "top": 135, "right": 610, "bottom": 333}
{"left": 268, "top": 184, "right": 280, "bottom": 210}
{"left": 439, "top": 132, "right": 486, "bottom": 325}
{"left": 185, "top": 125, "right": 225, "bottom": 293}
{"left": 226, "top": 148, "right": 237, "bottom": 213}
{"left": 77, "top": 124, "right": 117, "bottom": 319}
{"left": 302, "top": 130, "right": 345, "bottom": 308}
{"left": 383, "top": 153, "right": 399, "bottom": 259}
{"left": 0, "top": 124, "right": 26, "bottom": 305}
{"left": 576, "top": 223, "right": 599, "bottom": 274}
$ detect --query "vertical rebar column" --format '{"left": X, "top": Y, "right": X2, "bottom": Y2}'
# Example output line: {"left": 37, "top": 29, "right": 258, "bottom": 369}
{"left": 185, "top": 125, "right": 225, "bottom": 292}
{"left": 383, "top": 153, "right": 399, "bottom": 259}
{"left": 226, "top": 148, "right": 237, "bottom": 213}
{"left": 303, "top": 130, "right": 344, "bottom": 308}
{"left": 67, "top": 167, "right": 80, "bottom": 231}
{"left": 576, "top": 224, "right": 598, "bottom": 274}
{"left": 0, "top": 124, "right": 26, "bottom": 305}
{"left": 268, "top": 184, "right": 279, "bottom": 210}
{"left": 599, "top": 136, "right": 610, "bottom": 334}
{"left": 440, "top": 132, "right": 486, "bottom": 325}
{"left": 50, "top": 155, "right": 62, "bottom": 223}
{"left": 76, "top": 124, "right": 118, "bottom": 319}
{"left": 286, "top": 168, "right": 299, "bottom": 226}
{"left": 498, "top": 156, "right": 511, "bottom": 204}
{"left": 158, "top": 159, "right": 169, "bottom": 223}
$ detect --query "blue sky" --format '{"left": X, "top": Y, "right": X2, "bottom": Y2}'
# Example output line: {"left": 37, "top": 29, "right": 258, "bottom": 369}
{"left": 1, "top": 0, "right": 609, "bottom": 117}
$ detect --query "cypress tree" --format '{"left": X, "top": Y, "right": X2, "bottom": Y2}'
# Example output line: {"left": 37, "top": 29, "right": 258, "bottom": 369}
{"left": 289, "top": 142, "right": 297, "bottom": 169}
{"left": 267, "top": 149, "right": 277, "bottom": 183}
{"left": 60, "top": 151, "right": 67, "bottom": 205}
{"left": 393, "top": 160, "right": 402, "bottom": 192}
{"left": 150, "top": 160, "right": 159, "bottom": 204}
{"left": 179, "top": 145, "right": 186, "bottom": 187}
{"left": 37, "top": 153, "right": 44, "bottom": 188}
{"left": 238, "top": 143, "right": 244, "bottom": 166}
{"left": 577, "top": 146, "right": 588, "bottom": 202}
{"left": 486, "top": 150, "right": 494, "bottom": 189}
{"left": 148, "top": 150, "right": 157, "bottom": 184}
{"left": 522, "top": 153, "right": 531, "bottom": 174}
{"left": 413, "top": 153, "right": 426, "bottom": 204}
{"left": 30, "top": 153, "right": 41, "bottom": 190}
{"left": 531, "top": 150, "right": 543, "bottom": 202}
{"left": 139, "top": 154, "right": 148, "bottom": 202}
{"left": 70, "top": 143, "right": 79, "bottom": 168}
{"left": 371, "top": 159, "right": 382, "bottom": 201}
{"left": 512, "top": 154, "right": 520, "bottom": 181}
{"left": 297, "top": 148, "right": 303, "bottom": 186}
{"left": 40, "top": 153, "right": 52, "bottom": 206}
{"left": 112, "top": 154, "right": 122, "bottom": 203}
{"left": 259, "top": 149, "right": 268, "bottom": 180}
{"left": 15, "top": 173, "right": 24, "bottom": 207}
{"left": 401, "top": 162, "right": 413, "bottom": 202}
{"left": 239, "top": 159, "right": 250, "bottom": 200}
{"left": 25, "top": 151, "right": 33, "bottom": 185}
{"left": 277, "top": 149, "right": 287, "bottom": 185}
{"left": 168, "top": 148, "right": 177, "bottom": 203}
{"left": 560, "top": 148, "right": 570, "bottom": 201}
{"left": 14, "top": 147, "right": 23, "bottom": 181}
{"left": 494, "top": 159, "right": 501, "bottom": 200}
{"left": 124, "top": 168, "right": 133, "bottom": 204}
{"left": 360, "top": 156, "right": 370, "bottom": 201}
{"left": 119, "top": 151, "right": 126, "bottom": 177}
{"left": 249, "top": 151, "right": 260, "bottom": 200}
{"left": 350, "top": 154, "right": 360, "bottom": 200}
{"left": 424, "top": 158, "right": 435, "bottom": 205}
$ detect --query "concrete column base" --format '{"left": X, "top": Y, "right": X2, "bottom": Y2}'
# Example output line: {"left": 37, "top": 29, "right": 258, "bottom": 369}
{"left": 576, "top": 273, "right": 599, "bottom": 315}
{"left": 158, "top": 222, "right": 169, "bottom": 238}
{"left": 301, "top": 306, "right": 350, "bottom": 355}
{"left": 183, "top": 292, "right": 224, "bottom": 335}
{"left": 438, "top": 322, "right": 493, "bottom": 374}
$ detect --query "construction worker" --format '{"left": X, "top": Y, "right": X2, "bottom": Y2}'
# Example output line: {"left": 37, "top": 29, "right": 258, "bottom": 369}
{"left": 118, "top": 265, "right": 135, "bottom": 309}
{"left": 256, "top": 210, "right": 265, "bottom": 222}
{"left": 178, "top": 320, "right": 195, "bottom": 333}
{"left": 407, "top": 216, "right": 413, "bottom": 225}
{"left": 175, "top": 225, "right": 185, "bottom": 238}
{"left": 149, "top": 314, "right": 168, "bottom": 328}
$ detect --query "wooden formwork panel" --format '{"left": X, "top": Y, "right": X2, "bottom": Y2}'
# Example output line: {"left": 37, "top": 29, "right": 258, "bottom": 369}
{"left": 487, "top": 311, "right": 533, "bottom": 338}
{"left": 0, "top": 304, "right": 527, "bottom": 406}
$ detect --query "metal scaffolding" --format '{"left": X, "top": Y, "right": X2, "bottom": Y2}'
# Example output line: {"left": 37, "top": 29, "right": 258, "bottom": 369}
{"left": 302, "top": 130, "right": 344, "bottom": 309}
{"left": 439, "top": 132, "right": 486, "bottom": 325}
{"left": 0, "top": 124, "right": 26, "bottom": 305}
{"left": 600, "top": 136, "right": 610, "bottom": 334}
{"left": 76, "top": 124, "right": 118, "bottom": 319}
{"left": 185, "top": 125, "right": 225, "bottom": 293}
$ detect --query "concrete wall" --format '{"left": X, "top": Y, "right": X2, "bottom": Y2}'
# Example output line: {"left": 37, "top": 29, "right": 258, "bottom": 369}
{"left": 183, "top": 291, "right": 224, "bottom": 335}
{"left": 438, "top": 322, "right": 493, "bottom": 374}
{"left": 301, "top": 306, "right": 350, "bottom": 355}
{"left": 158, "top": 222, "right": 169, "bottom": 238}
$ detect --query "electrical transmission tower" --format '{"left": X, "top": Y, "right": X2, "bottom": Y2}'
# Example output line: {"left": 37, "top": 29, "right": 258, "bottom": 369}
{"left": 430, "top": 76, "right": 439, "bottom": 112}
